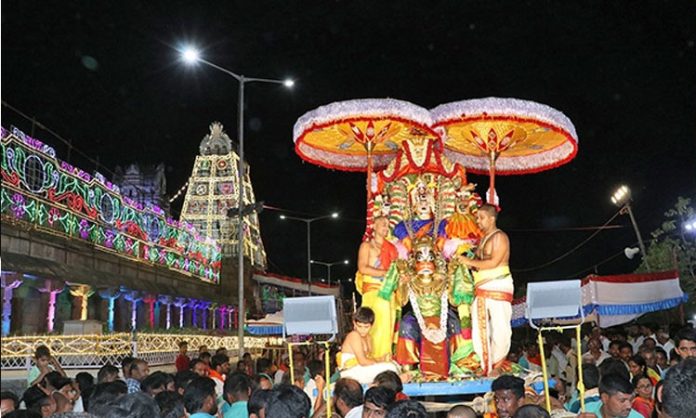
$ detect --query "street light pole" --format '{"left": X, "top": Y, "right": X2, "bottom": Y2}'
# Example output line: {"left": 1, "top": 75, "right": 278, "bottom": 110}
{"left": 237, "top": 76, "right": 245, "bottom": 360}
{"left": 624, "top": 203, "right": 649, "bottom": 269}
{"left": 310, "top": 259, "right": 350, "bottom": 286}
{"left": 611, "top": 185, "right": 651, "bottom": 270}
{"left": 180, "top": 47, "right": 293, "bottom": 359}
{"left": 280, "top": 212, "right": 339, "bottom": 295}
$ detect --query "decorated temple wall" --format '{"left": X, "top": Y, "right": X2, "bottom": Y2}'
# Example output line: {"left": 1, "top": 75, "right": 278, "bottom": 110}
{"left": 0, "top": 127, "right": 249, "bottom": 337}
{"left": 1, "top": 126, "right": 221, "bottom": 284}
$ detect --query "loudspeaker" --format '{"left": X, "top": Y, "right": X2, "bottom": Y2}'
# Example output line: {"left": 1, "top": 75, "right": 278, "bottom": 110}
{"left": 526, "top": 280, "right": 582, "bottom": 322}
{"left": 283, "top": 295, "right": 338, "bottom": 339}
{"left": 624, "top": 247, "right": 640, "bottom": 260}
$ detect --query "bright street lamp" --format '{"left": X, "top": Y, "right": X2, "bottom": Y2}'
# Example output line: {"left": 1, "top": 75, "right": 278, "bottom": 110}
{"left": 310, "top": 259, "right": 350, "bottom": 286}
{"left": 181, "top": 47, "right": 200, "bottom": 64}
{"left": 279, "top": 212, "right": 340, "bottom": 294}
{"left": 611, "top": 184, "right": 651, "bottom": 270}
{"left": 610, "top": 185, "right": 631, "bottom": 206}
{"left": 179, "top": 45, "right": 293, "bottom": 358}
{"left": 684, "top": 218, "right": 696, "bottom": 233}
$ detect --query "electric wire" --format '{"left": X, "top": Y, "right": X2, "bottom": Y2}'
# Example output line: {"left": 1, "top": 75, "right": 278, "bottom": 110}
{"left": 558, "top": 249, "right": 626, "bottom": 279}
{"left": 3, "top": 101, "right": 166, "bottom": 197}
{"left": 513, "top": 209, "right": 624, "bottom": 273}
{"left": 558, "top": 239, "right": 641, "bottom": 279}
{"left": 2, "top": 101, "right": 117, "bottom": 178}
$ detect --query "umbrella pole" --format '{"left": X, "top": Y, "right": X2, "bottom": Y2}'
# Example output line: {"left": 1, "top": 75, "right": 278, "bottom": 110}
{"left": 366, "top": 142, "right": 373, "bottom": 200}
{"left": 488, "top": 151, "right": 497, "bottom": 205}
{"left": 363, "top": 143, "right": 374, "bottom": 241}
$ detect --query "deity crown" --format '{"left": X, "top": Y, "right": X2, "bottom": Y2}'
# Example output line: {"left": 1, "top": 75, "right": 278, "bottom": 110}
{"left": 412, "top": 235, "right": 435, "bottom": 251}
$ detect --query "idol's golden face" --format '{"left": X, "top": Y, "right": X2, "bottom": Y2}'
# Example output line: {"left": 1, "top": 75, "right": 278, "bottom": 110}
{"left": 414, "top": 244, "right": 434, "bottom": 275}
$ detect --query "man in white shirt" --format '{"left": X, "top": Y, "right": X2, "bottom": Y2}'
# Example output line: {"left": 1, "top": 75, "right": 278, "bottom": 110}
{"left": 333, "top": 378, "right": 363, "bottom": 418}
{"left": 552, "top": 343, "right": 569, "bottom": 377}
{"left": 590, "top": 326, "right": 612, "bottom": 352}
{"left": 209, "top": 354, "right": 230, "bottom": 399}
{"left": 656, "top": 330, "right": 675, "bottom": 357}
{"left": 582, "top": 337, "right": 611, "bottom": 366}
{"left": 638, "top": 324, "right": 657, "bottom": 349}
{"left": 557, "top": 336, "right": 577, "bottom": 393}
{"left": 627, "top": 325, "right": 643, "bottom": 353}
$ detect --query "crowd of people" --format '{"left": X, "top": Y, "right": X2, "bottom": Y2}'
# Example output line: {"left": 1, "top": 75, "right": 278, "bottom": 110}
{"left": 1, "top": 322, "right": 695, "bottom": 418}
{"left": 497, "top": 324, "right": 696, "bottom": 418}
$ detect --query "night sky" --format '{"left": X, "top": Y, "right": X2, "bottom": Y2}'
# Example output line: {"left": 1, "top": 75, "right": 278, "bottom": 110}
{"left": 2, "top": 1, "right": 695, "bottom": 291}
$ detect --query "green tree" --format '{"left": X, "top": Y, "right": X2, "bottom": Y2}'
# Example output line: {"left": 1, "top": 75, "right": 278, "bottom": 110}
{"left": 639, "top": 197, "right": 696, "bottom": 298}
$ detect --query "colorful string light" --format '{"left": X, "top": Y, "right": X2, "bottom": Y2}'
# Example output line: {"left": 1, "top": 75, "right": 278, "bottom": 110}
{"left": 0, "top": 127, "right": 221, "bottom": 283}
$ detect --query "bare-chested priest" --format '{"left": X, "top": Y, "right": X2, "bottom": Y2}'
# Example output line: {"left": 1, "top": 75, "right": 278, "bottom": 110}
{"left": 356, "top": 216, "right": 398, "bottom": 361}
{"left": 458, "top": 204, "right": 513, "bottom": 376}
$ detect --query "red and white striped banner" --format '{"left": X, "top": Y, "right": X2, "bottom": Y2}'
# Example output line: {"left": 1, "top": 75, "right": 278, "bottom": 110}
{"left": 512, "top": 270, "right": 686, "bottom": 328}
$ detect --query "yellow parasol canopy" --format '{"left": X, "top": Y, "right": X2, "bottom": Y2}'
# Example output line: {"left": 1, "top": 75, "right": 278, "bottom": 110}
{"left": 293, "top": 98, "right": 438, "bottom": 173}
{"left": 431, "top": 97, "right": 578, "bottom": 203}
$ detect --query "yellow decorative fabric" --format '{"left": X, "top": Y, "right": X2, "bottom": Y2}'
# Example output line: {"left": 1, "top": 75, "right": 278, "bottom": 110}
{"left": 301, "top": 120, "right": 414, "bottom": 157}
{"left": 356, "top": 272, "right": 385, "bottom": 295}
{"left": 442, "top": 120, "right": 571, "bottom": 158}
{"left": 473, "top": 265, "right": 511, "bottom": 285}
{"left": 336, "top": 352, "right": 359, "bottom": 370}
{"left": 358, "top": 272, "right": 397, "bottom": 361}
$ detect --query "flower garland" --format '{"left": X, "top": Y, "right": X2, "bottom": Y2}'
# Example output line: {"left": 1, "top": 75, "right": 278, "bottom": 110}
{"left": 408, "top": 286, "right": 448, "bottom": 344}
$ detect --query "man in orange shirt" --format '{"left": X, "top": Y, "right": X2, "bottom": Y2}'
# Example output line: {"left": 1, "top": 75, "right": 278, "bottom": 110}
{"left": 209, "top": 353, "right": 230, "bottom": 398}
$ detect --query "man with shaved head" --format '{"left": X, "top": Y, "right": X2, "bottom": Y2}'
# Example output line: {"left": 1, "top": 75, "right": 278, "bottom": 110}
{"left": 447, "top": 404, "right": 477, "bottom": 418}
{"left": 333, "top": 378, "right": 364, "bottom": 418}
{"left": 356, "top": 216, "right": 399, "bottom": 361}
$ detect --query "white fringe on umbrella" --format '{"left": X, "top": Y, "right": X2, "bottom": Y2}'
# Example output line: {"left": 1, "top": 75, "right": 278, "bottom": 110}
{"left": 430, "top": 97, "right": 578, "bottom": 141}
{"left": 293, "top": 98, "right": 432, "bottom": 142}
{"left": 431, "top": 97, "right": 578, "bottom": 174}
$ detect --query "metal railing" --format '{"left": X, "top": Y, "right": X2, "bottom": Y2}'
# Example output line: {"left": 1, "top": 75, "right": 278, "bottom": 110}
{"left": 0, "top": 333, "right": 284, "bottom": 370}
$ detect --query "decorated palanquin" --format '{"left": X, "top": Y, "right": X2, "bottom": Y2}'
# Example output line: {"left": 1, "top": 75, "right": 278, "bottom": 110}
{"left": 293, "top": 97, "right": 579, "bottom": 381}
{"left": 362, "top": 134, "right": 485, "bottom": 379}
